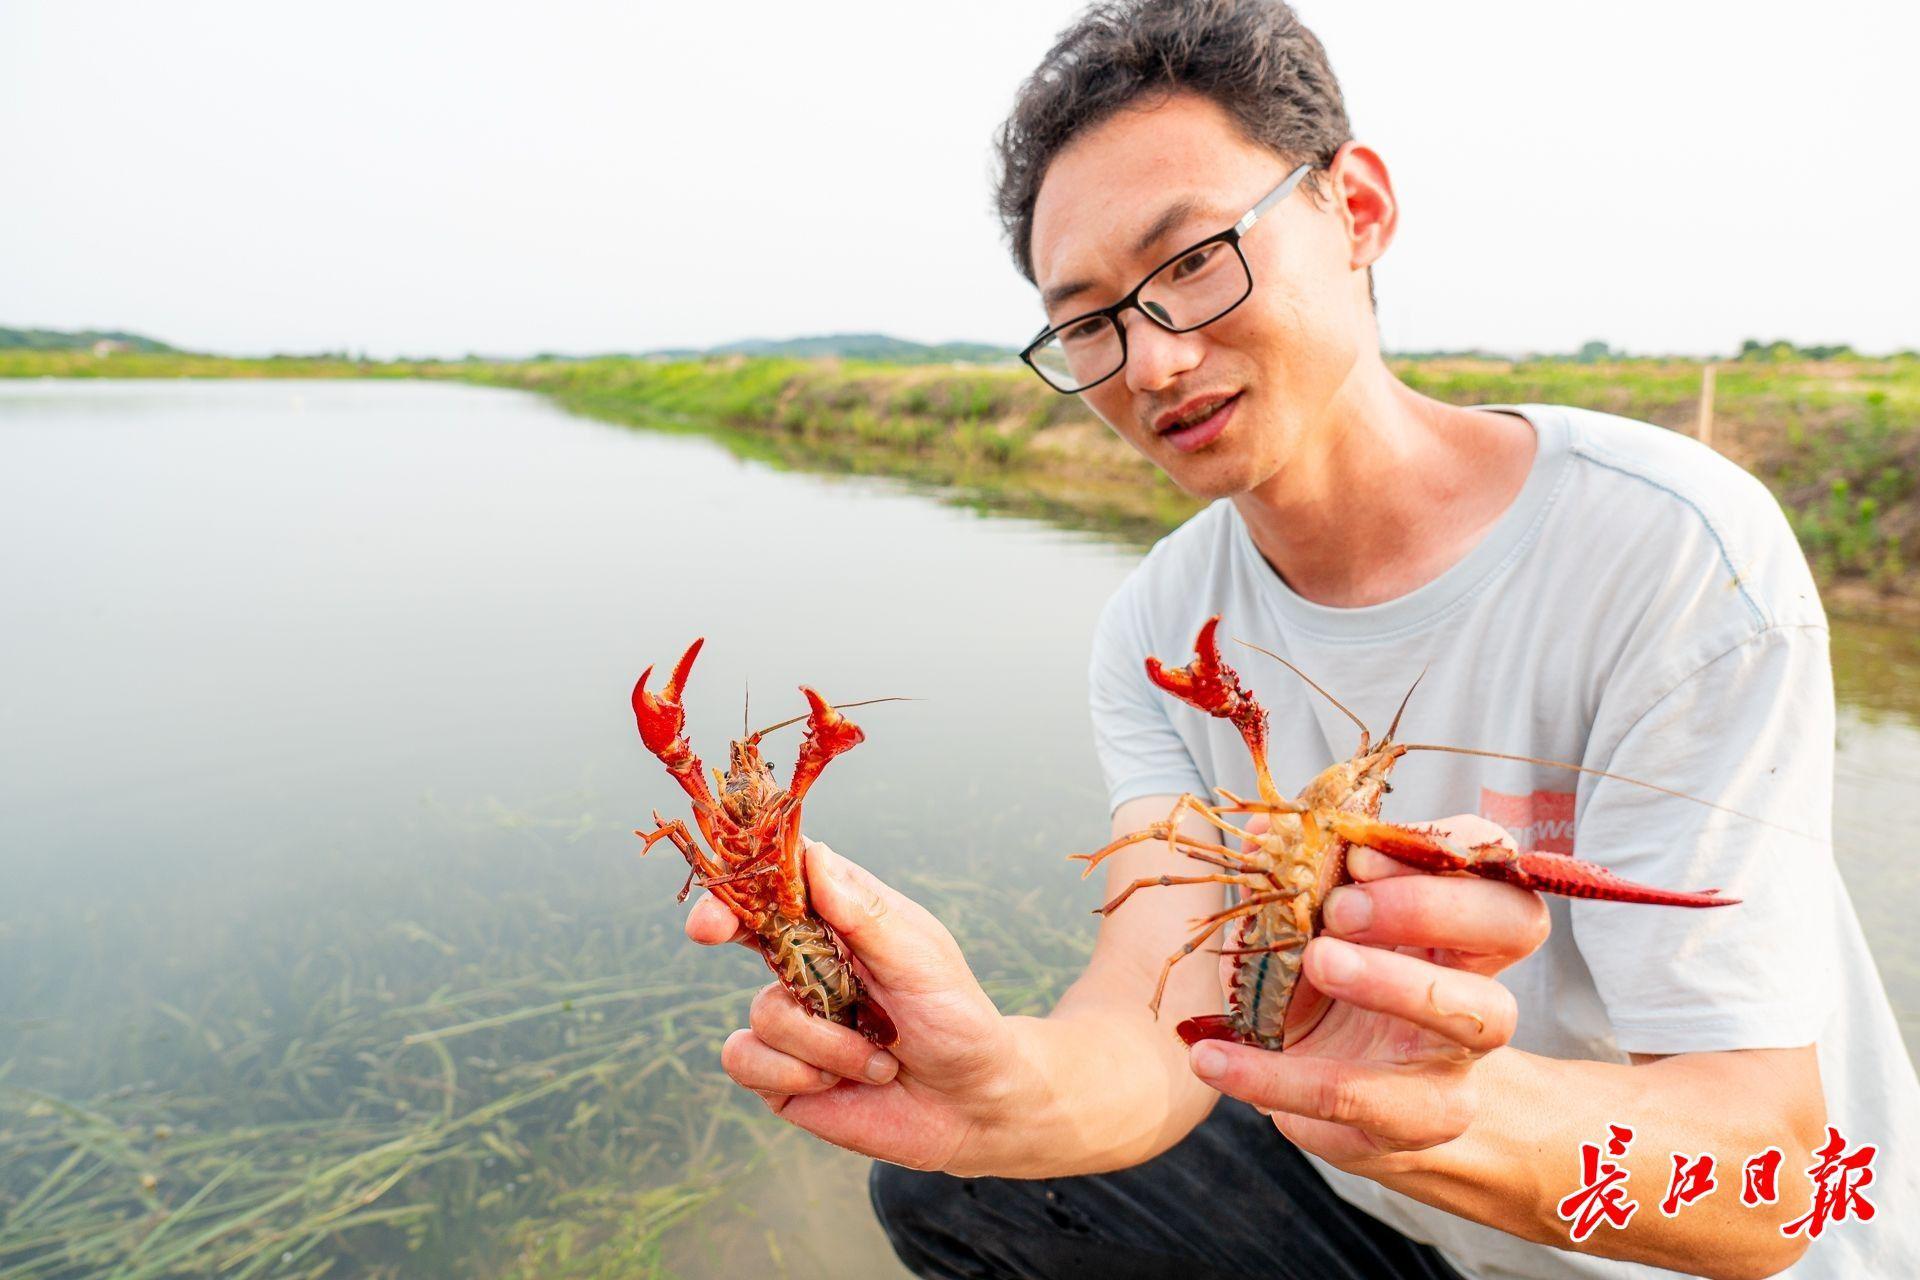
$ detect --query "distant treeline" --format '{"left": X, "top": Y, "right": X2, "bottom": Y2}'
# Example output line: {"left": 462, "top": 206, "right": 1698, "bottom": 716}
{"left": 638, "top": 332, "right": 1018, "bottom": 364}
{"left": 0, "top": 327, "right": 1017, "bottom": 366}
{"left": 0, "top": 326, "right": 176, "bottom": 353}
{"left": 9, "top": 324, "right": 1915, "bottom": 366}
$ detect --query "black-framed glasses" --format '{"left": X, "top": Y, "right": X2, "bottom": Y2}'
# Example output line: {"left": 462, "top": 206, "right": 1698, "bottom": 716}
{"left": 1019, "top": 163, "right": 1316, "bottom": 394}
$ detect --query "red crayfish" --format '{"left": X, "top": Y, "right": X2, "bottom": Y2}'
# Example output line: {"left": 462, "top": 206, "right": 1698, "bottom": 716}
{"left": 1075, "top": 616, "right": 1739, "bottom": 1051}
{"left": 633, "top": 638, "right": 898, "bottom": 1048}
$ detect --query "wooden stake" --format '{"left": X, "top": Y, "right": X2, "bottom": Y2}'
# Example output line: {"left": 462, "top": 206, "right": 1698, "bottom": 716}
{"left": 1695, "top": 362, "right": 1716, "bottom": 449}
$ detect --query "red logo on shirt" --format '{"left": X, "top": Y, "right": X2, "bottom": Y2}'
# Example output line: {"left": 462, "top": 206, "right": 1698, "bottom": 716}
{"left": 1479, "top": 787, "right": 1576, "bottom": 854}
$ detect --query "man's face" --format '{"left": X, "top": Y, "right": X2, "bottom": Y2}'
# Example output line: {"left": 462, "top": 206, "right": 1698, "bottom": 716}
{"left": 1028, "top": 91, "right": 1374, "bottom": 500}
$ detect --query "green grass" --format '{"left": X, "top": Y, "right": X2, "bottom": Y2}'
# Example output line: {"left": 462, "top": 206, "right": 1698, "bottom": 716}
{"left": 464, "top": 352, "right": 1920, "bottom": 601}
{"left": 5, "top": 348, "right": 1916, "bottom": 603}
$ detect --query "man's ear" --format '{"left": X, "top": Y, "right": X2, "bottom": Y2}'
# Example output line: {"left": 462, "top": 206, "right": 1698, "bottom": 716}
{"left": 1329, "top": 142, "right": 1398, "bottom": 273}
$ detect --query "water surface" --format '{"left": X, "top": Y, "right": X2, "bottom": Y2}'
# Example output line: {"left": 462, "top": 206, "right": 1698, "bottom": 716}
{"left": 1, "top": 380, "right": 1913, "bottom": 1277}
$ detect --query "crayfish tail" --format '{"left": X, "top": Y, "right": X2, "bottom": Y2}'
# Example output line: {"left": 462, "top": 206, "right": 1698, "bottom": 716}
{"left": 856, "top": 998, "right": 899, "bottom": 1050}
{"left": 1175, "top": 1014, "right": 1250, "bottom": 1047}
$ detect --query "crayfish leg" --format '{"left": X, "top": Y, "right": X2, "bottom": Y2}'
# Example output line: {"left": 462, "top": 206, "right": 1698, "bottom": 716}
{"left": 1072, "top": 793, "right": 1267, "bottom": 880}
{"left": 1148, "top": 891, "right": 1290, "bottom": 1018}
{"left": 1096, "top": 872, "right": 1272, "bottom": 918}
{"left": 637, "top": 815, "right": 713, "bottom": 871}
{"left": 1070, "top": 824, "right": 1175, "bottom": 878}
{"left": 1213, "top": 786, "right": 1306, "bottom": 817}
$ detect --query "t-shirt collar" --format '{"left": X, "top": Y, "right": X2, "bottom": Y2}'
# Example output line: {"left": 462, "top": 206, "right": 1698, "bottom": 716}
{"left": 1230, "top": 404, "right": 1572, "bottom": 643}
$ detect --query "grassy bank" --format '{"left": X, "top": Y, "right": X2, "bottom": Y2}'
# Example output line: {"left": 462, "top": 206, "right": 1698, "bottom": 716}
{"left": 456, "top": 352, "right": 1919, "bottom": 610}
{"left": 5, "top": 348, "right": 1915, "bottom": 609}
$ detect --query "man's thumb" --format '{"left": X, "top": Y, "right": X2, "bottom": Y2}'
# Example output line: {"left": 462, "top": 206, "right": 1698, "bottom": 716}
{"left": 803, "top": 840, "right": 963, "bottom": 992}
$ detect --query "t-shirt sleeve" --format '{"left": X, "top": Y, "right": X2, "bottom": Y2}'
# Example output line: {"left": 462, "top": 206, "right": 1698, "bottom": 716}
{"left": 1088, "top": 579, "right": 1208, "bottom": 813}
{"left": 1569, "top": 623, "right": 1839, "bottom": 1055}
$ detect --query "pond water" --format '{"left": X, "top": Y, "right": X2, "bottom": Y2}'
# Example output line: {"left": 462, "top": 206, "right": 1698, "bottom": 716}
{"left": 1, "top": 379, "right": 1914, "bottom": 1278}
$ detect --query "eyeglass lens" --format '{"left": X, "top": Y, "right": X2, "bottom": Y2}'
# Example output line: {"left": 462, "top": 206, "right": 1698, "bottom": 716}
{"left": 1029, "top": 241, "right": 1251, "bottom": 391}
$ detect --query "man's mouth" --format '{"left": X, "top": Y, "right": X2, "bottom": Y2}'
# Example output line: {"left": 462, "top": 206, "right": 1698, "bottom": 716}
{"left": 1153, "top": 392, "right": 1240, "bottom": 454}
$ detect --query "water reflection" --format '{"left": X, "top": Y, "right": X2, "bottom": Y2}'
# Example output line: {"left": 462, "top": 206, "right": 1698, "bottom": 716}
{"left": 0, "top": 380, "right": 1912, "bottom": 1277}
{"left": 1832, "top": 618, "right": 1920, "bottom": 1052}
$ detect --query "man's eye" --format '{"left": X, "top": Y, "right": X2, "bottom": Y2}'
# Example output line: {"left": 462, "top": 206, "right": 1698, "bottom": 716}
{"left": 1169, "top": 245, "right": 1219, "bottom": 281}
{"left": 1059, "top": 318, "right": 1108, "bottom": 345}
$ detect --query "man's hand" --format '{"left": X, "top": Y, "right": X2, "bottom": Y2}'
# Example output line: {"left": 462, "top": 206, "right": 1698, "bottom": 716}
{"left": 685, "top": 839, "right": 1022, "bottom": 1173}
{"left": 1189, "top": 814, "right": 1549, "bottom": 1171}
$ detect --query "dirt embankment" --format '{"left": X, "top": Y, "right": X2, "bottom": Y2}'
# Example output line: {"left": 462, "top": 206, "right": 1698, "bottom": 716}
{"left": 8, "top": 350, "right": 1914, "bottom": 614}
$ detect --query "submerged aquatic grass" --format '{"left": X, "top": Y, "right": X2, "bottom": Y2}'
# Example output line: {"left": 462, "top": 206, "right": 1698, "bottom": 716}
{"left": 0, "top": 793, "right": 1089, "bottom": 1278}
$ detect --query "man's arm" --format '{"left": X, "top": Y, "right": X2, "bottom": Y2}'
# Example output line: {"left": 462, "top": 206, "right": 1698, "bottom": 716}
{"left": 1409, "top": 1045, "right": 1823, "bottom": 1278}
{"left": 686, "top": 796, "right": 1232, "bottom": 1177}
{"left": 1191, "top": 836, "right": 1827, "bottom": 1280}
{"left": 996, "top": 793, "right": 1227, "bottom": 1172}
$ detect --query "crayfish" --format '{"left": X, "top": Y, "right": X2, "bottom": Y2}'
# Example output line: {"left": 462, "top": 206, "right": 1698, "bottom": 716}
{"left": 633, "top": 638, "right": 898, "bottom": 1048}
{"left": 1074, "top": 616, "right": 1738, "bottom": 1051}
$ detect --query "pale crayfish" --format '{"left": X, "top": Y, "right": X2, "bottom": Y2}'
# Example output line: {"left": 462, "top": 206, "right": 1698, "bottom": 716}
{"left": 1075, "top": 616, "right": 1739, "bottom": 1050}
{"left": 633, "top": 638, "right": 898, "bottom": 1048}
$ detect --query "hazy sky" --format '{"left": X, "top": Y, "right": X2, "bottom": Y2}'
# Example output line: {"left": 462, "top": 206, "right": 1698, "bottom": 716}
{"left": 4, "top": 0, "right": 1915, "bottom": 358}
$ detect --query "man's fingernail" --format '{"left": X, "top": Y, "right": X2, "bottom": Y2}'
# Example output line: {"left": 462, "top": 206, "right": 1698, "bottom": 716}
{"left": 1324, "top": 887, "right": 1372, "bottom": 934}
{"left": 1191, "top": 1042, "right": 1227, "bottom": 1079}
{"left": 865, "top": 1052, "right": 900, "bottom": 1084}
{"left": 1316, "top": 938, "right": 1362, "bottom": 985}
{"left": 817, "top": 1068, "right": 839, "bottom": 1087}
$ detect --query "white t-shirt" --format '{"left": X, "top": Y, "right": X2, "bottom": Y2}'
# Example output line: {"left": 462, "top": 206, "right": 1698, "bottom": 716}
{"left": 1088, "top": 404, "right": 1918, "bottom": 1279}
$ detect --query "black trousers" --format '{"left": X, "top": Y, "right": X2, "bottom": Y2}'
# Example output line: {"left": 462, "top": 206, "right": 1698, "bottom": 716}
{"left": 869, "top": 1099, "right": 1466, "bottom": 1280}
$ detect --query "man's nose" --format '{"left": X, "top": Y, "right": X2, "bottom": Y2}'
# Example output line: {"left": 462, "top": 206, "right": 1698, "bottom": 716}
{"left": 1120, "top": 309, "right": 1205, "bottom": 394}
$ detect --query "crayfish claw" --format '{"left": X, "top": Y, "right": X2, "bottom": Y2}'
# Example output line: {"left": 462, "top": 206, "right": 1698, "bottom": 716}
{"left": 1145, "top": 617, "right": 1279, "bottom": 804}
{"left": 789, "top": 686, "right": 865, "bottom": 801}
{"left": 800, "top": 686, "right": 862, "bottom": 753}
{"left": 1145, "top": 617, "right": 1256, "bottom": 723}
{"left": 1145, "top": 616, "right": 1236, "bottom": 713}
{"left": 633, "top": 638, "right": 704, "bottom": 758}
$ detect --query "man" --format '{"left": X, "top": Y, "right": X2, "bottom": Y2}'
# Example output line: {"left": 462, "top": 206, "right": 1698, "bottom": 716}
{"left": 685, "top": 2, "right": 1917, "bottom": 1276}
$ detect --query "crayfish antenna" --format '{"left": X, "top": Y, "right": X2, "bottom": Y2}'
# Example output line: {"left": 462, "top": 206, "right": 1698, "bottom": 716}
{"left": 1399, "top": 743, "right": 1817, "bottom": 840}
{"left": 1382, "top": 663, "right": 1429, "bottom": 746}
{"left": 749, "top": 695, "right": 914, "bottom": 742}
{"left": 1235, "top": 637, "right": 1371, "bottom": 753}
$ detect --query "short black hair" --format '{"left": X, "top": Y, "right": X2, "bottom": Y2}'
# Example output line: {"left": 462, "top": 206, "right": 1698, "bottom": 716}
{"left": 993, "top": 0, "right": 1352, "bottom": 285}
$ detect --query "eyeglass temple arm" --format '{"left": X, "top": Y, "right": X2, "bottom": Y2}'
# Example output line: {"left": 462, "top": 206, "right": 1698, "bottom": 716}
{"left": 1233, "top": 162, "right": 1315, "bottom": 237}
